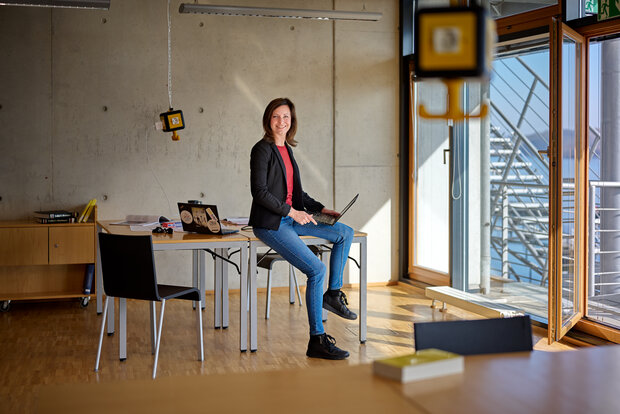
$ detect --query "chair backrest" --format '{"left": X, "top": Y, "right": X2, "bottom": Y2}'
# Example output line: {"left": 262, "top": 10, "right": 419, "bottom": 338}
{"left": 98, "top": 233, "right": 160, "bottom": 301}
{"left": 414, "top": 315, "right": 533, "bottom": 356}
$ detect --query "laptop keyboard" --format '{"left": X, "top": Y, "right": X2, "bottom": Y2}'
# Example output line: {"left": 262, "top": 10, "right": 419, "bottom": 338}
{"left": 312, "top": 212, "right": 336, "bottom": 225}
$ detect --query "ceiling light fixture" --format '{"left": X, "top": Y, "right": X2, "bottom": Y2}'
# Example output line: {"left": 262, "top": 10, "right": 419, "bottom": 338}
{"left": 0, "top": 0, "right": 109, "bottom": 9}
{"left": 178, "top": 3, "right": 382, "bottom": 21}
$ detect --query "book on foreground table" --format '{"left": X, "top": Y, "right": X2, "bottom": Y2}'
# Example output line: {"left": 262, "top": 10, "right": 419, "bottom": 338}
{"left": 372, "top": 348, "right": 464, "bottom": 383}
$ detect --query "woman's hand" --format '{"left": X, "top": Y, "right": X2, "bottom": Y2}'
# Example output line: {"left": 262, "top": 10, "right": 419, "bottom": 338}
{"left": 288, "top": 208, "right": 317, "bottom": 225}
{"left": 321, "top": 207, "right": 341, "bottom": 217}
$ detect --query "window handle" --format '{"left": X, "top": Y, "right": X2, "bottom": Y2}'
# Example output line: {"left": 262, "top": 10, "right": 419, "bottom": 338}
{"left": 443, "top": 148, "right": 450, "bottom": 164}
{"left": 537, "top": 147, "right": 550, "bottom": 158}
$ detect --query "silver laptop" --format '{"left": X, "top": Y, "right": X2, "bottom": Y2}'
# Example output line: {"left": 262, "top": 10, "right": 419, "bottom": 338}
{"left": 312, "top": 194, "right": 359, "bottom": 225}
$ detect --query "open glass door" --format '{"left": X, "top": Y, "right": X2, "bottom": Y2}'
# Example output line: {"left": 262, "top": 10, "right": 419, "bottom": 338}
{"left": 486, "top": 34, "right": 551, "bottom": 320}
{"left": 548, "top": 19, "right": 586, "bottom": 342}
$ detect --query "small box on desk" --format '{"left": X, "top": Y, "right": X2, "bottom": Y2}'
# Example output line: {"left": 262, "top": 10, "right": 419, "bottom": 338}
{"left": 373, "top": 349, "right": 463, "bottom": 383}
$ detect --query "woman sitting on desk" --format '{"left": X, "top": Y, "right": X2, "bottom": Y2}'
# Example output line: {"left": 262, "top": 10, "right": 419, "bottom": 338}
{"left": 249, "top": 97, "right": 356, "bottom": 360}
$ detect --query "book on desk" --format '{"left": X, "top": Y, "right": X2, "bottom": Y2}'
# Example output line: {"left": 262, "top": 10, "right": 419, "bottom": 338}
{"left": 373, "top": 349, "right": 463, "bottom": 383}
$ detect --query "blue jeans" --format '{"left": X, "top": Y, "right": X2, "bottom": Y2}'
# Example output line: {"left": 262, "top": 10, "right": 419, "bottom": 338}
{"left": 253, "top": 216, "right": 354, "bottom": 336}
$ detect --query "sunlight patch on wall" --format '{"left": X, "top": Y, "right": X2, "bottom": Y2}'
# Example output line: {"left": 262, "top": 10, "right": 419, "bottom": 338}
{"left": 346, "top": 198, "right": 392, "bottom": 284}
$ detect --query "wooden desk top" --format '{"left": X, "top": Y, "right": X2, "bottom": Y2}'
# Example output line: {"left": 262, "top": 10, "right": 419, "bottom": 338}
{"left": 97, "top": 220, "right": 250, "bottom": 243}
{"left": 37, "top": 346, "right": 620, "bottom": 413}
{"left": 37, "top": 364, "right": 413, "bottom": 413}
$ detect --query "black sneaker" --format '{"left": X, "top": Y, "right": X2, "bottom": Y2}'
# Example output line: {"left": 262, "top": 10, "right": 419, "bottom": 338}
{"left": 306, "top": 333, "right": 350, "bottom": 360}
{"left": 323, "top": 290, "right": 357, "bottom": 320}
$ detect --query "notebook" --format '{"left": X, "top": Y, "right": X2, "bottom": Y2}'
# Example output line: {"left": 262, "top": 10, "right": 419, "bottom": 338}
{"left": 312, "top": 194, "right": 359, "bottom": 225}
{"left": 177, "top": 203, "right": 239, "bottom": 235}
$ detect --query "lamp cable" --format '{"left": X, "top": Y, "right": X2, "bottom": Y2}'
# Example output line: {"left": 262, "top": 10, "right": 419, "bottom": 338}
{"left": 167, "top": 0, "right": 173, "bottom": 109}
{"left": 450, "top": 121, "right": 462, "bottom": 200}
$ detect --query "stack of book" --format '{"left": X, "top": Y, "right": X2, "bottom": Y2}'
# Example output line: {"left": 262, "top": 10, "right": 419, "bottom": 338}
{"left": 372, "top": 348, "right": 464, "bottom": 383}
{"left": 34, "top": 210, "right": 76, "bottom": 224}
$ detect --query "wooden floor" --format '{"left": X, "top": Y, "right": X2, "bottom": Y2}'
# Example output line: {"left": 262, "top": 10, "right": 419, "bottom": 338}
{"left": 0, "top": 283, "right": 575, "bottom": 412}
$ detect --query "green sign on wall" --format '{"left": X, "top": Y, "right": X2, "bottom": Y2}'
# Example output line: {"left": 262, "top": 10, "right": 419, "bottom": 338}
{"left": 599, "top": 0, "right": 620, "bottom": 21}
{"left": 586, "top": 0, "right": 598, "bottom": 14}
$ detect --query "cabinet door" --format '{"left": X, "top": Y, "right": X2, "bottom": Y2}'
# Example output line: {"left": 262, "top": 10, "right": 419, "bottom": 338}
{"left": 0, "top": 227, "right": 48, "bottom": 265}
{"left": 49, "top": 226, "right": 95, "bottom": 264}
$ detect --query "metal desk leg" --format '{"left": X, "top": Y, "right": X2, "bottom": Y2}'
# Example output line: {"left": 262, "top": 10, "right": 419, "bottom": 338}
{"left": 289, "top": 265, "right": 295, "bottom": 304}
{"left": 192, "top": 250, "right": 198, "bottom": 310}
{"left": 119, "top": 297, "right": 127, "bottom": 360}
{"left": 249, "top": 242, "right": 257, "bottom": 352}
{"left": 239, "top": 245, "right": 248, "bottom": 352}
{"left": 95, "top": 224, "right": 103, "bottom": 314}
{"left": 359, "top": 237, "right": 367, "bottom": 343}
{"left": 214, "top": 250, "right": 222, "bottom": 328}
{"left": 199, "top": 249, "right": 206, "bottom": 310}
{"left": 322, "top": 251, "right": 329, "bottom": 322}
{"left": 150, "top": 301, "right": 157, "bottom": 354}
{"left": 107, "top": 296, "right": 115, "bottom": 335}
{"left": 222, "top": 249, "right": 229, "bottom": 329}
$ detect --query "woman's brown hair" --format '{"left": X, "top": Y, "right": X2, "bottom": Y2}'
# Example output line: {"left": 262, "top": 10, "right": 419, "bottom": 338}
{"left": 262, "top": 97, "right": 298, "bottom": 147}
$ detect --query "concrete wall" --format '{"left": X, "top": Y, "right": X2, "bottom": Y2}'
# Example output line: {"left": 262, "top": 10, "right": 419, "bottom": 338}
{"left": 0, "top": 0, "right": 399, "bottom": 289}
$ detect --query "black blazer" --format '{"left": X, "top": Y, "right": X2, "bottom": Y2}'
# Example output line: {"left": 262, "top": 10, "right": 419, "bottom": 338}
{"left": 249, "top": 139, "right": 324, "bottom": 230}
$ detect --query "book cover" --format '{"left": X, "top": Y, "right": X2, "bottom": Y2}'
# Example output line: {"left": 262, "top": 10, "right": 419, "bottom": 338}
{"left": 81, "top": 199, "right": 97, "bottom": 223}
{"left": 83, "top": 264, "right": 95, "bottom": 294}
{"left": 34, "top": 210, "right": 74, "bottom": 219}
{"left": 36, "top": 217, "right": 75, "bottom": 224}
{"left": 78, "top": 199, "right": 96, "bottom": 223}
{"left": 373, "top": 349, "right": 464, "bottom": 383}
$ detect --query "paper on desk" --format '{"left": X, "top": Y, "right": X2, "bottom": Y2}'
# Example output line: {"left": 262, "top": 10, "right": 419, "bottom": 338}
{"left": 111, "top": 215, "right": 163, "bottom": 226}
{"left": 129, "top": 223, "right": 160, "bottom": 232}
{"left": 224, "top": 217, "right": 249, "bottom": 225}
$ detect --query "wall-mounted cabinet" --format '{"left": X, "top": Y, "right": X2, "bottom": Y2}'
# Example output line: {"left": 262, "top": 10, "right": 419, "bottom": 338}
{"left": 0, "top": 220, "right": 96, "bottom": 311}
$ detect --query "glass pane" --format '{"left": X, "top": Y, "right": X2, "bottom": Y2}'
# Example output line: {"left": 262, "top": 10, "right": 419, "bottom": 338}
{"left": 560, "top": 35, "right": 580, "bottom": 327}
{"left": 587, "top": 35, "right": 620, "bottom": 330}
{"left": 484, "top": 42, "right": 550, "bottom": 321}
{"left": 414, "top": 81, "right": 450, "bottom": 273}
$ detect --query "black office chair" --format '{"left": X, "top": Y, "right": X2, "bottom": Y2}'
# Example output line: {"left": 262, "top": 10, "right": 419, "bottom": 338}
{"left": 95, "top": 233, "right": 204, "bottom": 379}
{"left": 413, "top": 315, "right": 533, "bottom": 355}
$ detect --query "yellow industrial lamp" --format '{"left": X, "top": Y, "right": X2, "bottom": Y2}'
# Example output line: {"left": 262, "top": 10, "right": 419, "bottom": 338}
{"left": 413, "top": 5, "right": 494, "bottom": 121}
{"left": 159, "top": 108, "right": 185, "bottom": 141}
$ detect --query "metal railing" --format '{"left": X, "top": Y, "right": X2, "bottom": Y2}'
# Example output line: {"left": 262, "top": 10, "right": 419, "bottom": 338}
{"left": 588, "top": 181, "right": 620, "bottom": 297}
{"left": 490, "top": 53, "right": 603, "bottom": 288}
{"left": 489, "top": 55, "right": 550, "bottom": 286}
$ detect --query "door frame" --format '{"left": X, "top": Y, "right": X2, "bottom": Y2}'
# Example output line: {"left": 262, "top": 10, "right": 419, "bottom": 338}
{"left": 573, "top": 18, "right": 620, "bottom": 344}
{"left": 407, "top": 60, "right": 450, "bottom": 286}
{"left": 548, "top": 17, "right": 587, "bottom": 343}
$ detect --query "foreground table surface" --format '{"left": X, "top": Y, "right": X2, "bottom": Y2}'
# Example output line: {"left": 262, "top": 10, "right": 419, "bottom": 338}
{"left": 37, "top": 364, "right": 414, "bottom": 413}
{"left": 37, "top": 346, "right": 620, "bottom": 413}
